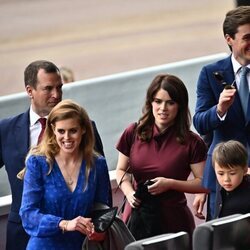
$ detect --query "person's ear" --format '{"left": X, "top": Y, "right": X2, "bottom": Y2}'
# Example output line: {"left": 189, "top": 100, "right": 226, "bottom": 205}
{"left": 81, "top": 128, "right": 86, "bottom": 135}
{"left": 243, "top": 166, "right": 248, "bottom": 176}
{"left": 225, "top": 34, "right": 233, "bottom": 47}
{"left": 51, "top": 124, "right": 56, "bottom": 134}
{"left": 26, "top": 85, "right": 33, "bottom": 99}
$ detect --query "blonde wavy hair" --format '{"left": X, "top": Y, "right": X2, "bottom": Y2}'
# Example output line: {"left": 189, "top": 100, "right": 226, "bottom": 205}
{"left": 18, "top": 99, "right": 98, "bottom": 189}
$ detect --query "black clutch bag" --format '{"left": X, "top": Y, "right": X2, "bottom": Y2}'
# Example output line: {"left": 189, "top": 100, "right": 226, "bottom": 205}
{"left": 91, "top": 206, "right": 118, "bottom": 232}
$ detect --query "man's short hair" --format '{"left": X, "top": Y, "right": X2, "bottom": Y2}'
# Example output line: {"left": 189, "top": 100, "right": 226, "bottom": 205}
{"left": 24, "top": 60, "right": 60, "bottom": 88}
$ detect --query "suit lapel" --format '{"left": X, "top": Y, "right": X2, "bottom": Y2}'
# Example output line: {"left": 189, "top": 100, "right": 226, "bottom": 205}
{"left": 220, "top": 56, "right": 246, "bottom": 122}
{"left": 14, "top": 110, "right": 30, "bottom": 157}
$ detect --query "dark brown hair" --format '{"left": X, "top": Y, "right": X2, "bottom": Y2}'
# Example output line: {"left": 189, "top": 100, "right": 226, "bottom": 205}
{"left": 137, "top": 74, "right": 191, "bottom": 144}
{"left": 223, "top": 6, "right": 250, "bottom": 51}
{"left": 24, "top": 60, "right": 61, "bottom": 88}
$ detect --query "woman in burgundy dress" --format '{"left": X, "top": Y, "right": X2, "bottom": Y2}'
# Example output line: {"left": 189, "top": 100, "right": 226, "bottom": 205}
{"left": 116, "top": 74, "right": 208, "bottom": 241}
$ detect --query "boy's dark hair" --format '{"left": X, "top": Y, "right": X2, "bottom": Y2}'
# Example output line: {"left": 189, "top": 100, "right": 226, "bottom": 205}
{"left": 212, "top": 140, "right": 248, "bottom": 169}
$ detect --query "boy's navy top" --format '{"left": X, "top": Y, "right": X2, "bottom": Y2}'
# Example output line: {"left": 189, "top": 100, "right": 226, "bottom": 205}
{"left": 215, "top": 175, "right": 250, "bottom": 218}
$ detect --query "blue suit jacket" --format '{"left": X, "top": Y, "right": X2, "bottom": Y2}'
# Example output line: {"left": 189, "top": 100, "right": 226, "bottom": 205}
{"left": 193, "top": 55, "right": 250, "bottom": 215}
{"left": 0, "top": 110, "right": 30, "bottom": 223}
{"left": 0, "top": 109, "right": 104, "bottom": 250}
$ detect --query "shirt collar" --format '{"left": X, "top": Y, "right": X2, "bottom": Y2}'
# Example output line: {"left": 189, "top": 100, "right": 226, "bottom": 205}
{"left": 152, "top": 124, "right": 174, "bottom": 138}
{"left": 231, "top": 54, "right": 242, "bottom": 75}
{"left": 29, "top": 106, "right": 48, "bottom": 126}
{"left": 231, "top": 54, "right": 250, "bottom": 74}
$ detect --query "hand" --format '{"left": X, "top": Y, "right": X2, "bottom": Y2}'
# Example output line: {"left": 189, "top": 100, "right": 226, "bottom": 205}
{"left": 126, "top": 190, "right": 141, "bottom": 208}
{"left": 193, "top": 193, "right": 207, "bottom": 220}
{"left": 66, "top": 216, "right": 94, "bottom": 235}
{"left": 217, "top": 87, "right": 236, "bottom": 117}
{"left": 88, "top": 231, "right": 106, "bottom": 242}
{"left": 147, "top": 177, "right": 172, "bottom": 195}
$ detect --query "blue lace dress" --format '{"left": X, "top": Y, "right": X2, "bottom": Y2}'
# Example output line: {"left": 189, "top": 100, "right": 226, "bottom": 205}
{"left": 20, "top": 155, "right": 111, "bottom": 250}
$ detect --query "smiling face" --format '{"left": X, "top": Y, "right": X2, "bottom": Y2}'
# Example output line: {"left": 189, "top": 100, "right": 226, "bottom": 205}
{"left": 151, "top": 88, "right": 179, "bottom": 132}
{"left": 53, "top": 118, "right": 85, "bottom": 155}
{"left": 226, "top": 23, "right": 250, "bottom": 65}
{"left": 214, "top": 162, "right": 247, "bottom": 192}
{"left": 26, "top": 69, "right": 63, "bottom": 117}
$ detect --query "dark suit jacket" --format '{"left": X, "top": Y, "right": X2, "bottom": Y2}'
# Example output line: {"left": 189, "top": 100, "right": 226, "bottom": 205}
{"left": 0, "top": 109, "right": 104, "bottom": 250}
{"left": 193, "top": 55, "right": 250, "bottom": 217}
{"left": 215, "top": 175, "right": 250, "bottom": 218}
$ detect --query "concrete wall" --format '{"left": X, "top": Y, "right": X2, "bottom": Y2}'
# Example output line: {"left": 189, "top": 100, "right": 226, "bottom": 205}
{"left": 0, "top": 53, "right": 226, "bottom": 165}
{"left": 0, "top": 53, "right": 227, "bottom": 198}
{"left": 0, "top": 53, "right": 228, "bottom": 249}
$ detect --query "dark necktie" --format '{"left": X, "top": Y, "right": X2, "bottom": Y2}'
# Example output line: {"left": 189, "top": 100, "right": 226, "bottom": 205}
{"left": 239, "top": 67, "right": 250, "bottom": 117}
{"left": 37, "top": 118, "right": 47, "bottom": 145}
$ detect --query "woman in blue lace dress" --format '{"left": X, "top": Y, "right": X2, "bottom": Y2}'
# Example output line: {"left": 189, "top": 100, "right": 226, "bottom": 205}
{"left": 19, "top": 99, "right": 112, "bottom": 250}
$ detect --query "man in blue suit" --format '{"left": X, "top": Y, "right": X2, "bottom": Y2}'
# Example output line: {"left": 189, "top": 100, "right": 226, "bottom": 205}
{"left": 0, "top": 60, "right": 104, "bottom": 250}
{"left": 193, "top": 6, "right": 250, "bottom": 220}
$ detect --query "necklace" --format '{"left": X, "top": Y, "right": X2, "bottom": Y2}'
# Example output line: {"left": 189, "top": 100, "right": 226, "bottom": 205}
{"left": 62, "top": 167, "right": 74, "bottom": 186}
{"left": 66, "top": 175, "right": 74, "bottom": 186}
{"left": 57, "top": 157, "right": 81, "bottom": 186}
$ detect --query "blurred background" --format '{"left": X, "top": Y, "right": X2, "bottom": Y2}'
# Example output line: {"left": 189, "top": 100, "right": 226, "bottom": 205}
{"left": 0, "top": 0, "right": 236, "bottom": 96}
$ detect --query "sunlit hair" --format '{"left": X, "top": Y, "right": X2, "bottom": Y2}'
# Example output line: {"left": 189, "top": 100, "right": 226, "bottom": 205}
{"left": 24, "top": 99, "right": 97, "bottom": 189}
{"left": 136, "top": 74, "right": 191, "bottom": 144}
{"left": 223, "top": 6, "right": 250, "bottom": 51}
{"left": 212, "top": 140, "right": 248, "bottom": 169}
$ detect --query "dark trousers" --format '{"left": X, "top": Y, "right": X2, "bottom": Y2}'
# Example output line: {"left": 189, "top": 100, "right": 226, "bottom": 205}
{"left": 6, "top": 221, "right": 29, "bottom": 250}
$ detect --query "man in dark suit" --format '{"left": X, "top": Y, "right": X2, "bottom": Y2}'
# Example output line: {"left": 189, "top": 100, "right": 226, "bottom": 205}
{"left": 193, "top": 6, "right": 250, "bottom": 220}
{"left": 0, "top": 60, "right": 104, "bottom": 250}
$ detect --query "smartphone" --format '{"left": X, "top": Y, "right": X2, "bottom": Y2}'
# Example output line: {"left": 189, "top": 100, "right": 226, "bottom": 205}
{"left": 144, "top": 180, "right": 155, "bottom": 186}
{"left": 213, "top": 71, "right": 234, "bottom": 89}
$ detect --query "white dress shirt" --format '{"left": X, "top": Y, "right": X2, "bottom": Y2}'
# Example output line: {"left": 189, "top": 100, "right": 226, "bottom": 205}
{"left": 29, "top": 107, "right": 48, "bottom": 147}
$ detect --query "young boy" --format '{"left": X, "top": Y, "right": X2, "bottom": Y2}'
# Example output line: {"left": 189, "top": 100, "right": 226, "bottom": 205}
{"left": 212, "top": 140, "right": 250, "bottom": 218}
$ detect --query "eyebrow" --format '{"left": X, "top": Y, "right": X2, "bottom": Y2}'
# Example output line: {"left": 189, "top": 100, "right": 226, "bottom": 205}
{"left": 242, "top": 33, "right": 250, "bottom": 39}
{"left": 153, "top": 98, "right": 173, "bottom": 101}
